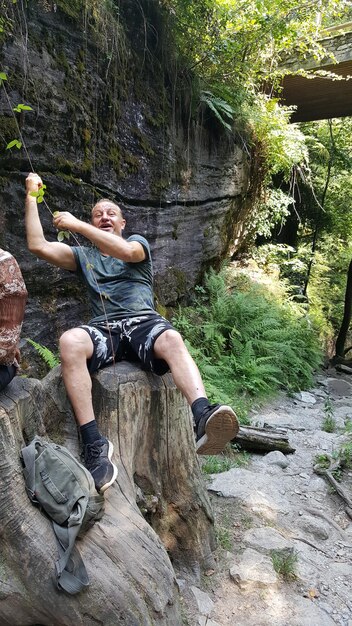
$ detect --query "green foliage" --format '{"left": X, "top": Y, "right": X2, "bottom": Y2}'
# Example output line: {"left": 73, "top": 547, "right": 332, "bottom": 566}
{"left": 200, "top": 90, "right": 235, "bottom": 131}
{"left": 338, "top": 440, "right": 352, "bottom": 469}
{"left": 271, "top": 549, "right": 298, "bottom": 579}
{"left": 201, "top": 447, "right": 250, "bottom": 474}
{"left": 13, "top": 103, "right": 33, "bottom": 112}
{"left": 29, "top": 184, "right": 46, "bottom": 204}
{"left": 314, "top": 453, "right": 331, "bottom": 470}
{"left": 322, "top": 396, "right": 336, "bottom": 433}
{"left": 300, "top": 119, "right": 352, "bottom": 242}
{"left": 6, "top": 138, "right": 21, "bottom": 149}
{"left": 173, "top": 268, "right": 322, "bottom": 416}
{"left": 26, "top": 338, "right": 60, "bottom": 370}
{"left": 253, "top": 238, "right": 352, "bottom": 344}
{"left": 215, "top": 525, "right": 232, "bottom": 551}
{"left": 160, "top": 0, "right": 347, "bottom": 192}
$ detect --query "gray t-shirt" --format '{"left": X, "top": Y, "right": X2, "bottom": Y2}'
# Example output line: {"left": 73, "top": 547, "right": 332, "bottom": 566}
{"left": 72, "top": 235, "right": 155, "bottom": 324}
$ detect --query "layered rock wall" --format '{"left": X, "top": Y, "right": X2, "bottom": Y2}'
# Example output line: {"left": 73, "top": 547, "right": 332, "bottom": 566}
{"left": 0, "top": 0, "right": 251, "bottom": 372}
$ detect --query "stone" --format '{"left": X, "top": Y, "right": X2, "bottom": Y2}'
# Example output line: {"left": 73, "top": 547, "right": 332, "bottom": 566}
{"left": 326, "top": 378, "right": 352, "bottom": 397}
{"left": 243, "top": 527, "right": 293, "bottom": 553}
{"left": 229, "top": 548, "right": 278, "bottom": 590}
{"left": 297, "top": 515, "right": 329, "bottom": 540}
{"left": 263, "top": 450, "right": 290, "bottom": 468}
{"left": 208, "top": 467, "right": 287, "bottom": 513}
{"left": 293, "top": 391, "right": 317, "bottom": 404}
{"left": 191, "top": 587, "right": 214, "bottom": 616}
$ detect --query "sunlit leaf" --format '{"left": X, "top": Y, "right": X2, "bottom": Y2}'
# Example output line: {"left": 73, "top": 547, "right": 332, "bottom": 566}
{"left": 13, "top": 103, "right": 33, "bottom": 112}
{"left": 6, "top": 139, "right": 22, "bottom": 149}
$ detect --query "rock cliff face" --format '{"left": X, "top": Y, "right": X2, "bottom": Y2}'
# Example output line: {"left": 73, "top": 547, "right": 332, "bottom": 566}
{"left": 0, "top": 0, "right": 250, "bottom": 371}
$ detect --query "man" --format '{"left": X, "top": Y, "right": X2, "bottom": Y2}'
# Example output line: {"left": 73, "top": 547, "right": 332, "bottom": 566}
{"left": 25, "top": 172, "right": 239, "bottom": 493}
{"left": 0, "top": 248, "right": 27, "bottom": 391}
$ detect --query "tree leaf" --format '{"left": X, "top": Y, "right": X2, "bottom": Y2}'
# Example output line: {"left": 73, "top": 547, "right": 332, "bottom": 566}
{"left": 6, "top": 139, "right": 22, "bottom": 149}
{"left": 13, "top": 103, "right": 33, "bottom": 112}
{"left": 0, "top": 72, "right": 7, "bottom": 81}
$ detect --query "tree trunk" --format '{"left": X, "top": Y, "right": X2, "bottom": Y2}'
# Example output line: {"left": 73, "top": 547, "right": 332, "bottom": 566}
{"left": 0, "top": 363, "right": 215, "bottom": 625}
{"left": 334, "top": 258, "right": 352, "bottom": 360}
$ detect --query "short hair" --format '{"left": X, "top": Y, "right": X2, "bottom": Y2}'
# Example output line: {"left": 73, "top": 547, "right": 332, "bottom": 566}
{"left": 91, "top": 199, "right": 123, "bottom": 218}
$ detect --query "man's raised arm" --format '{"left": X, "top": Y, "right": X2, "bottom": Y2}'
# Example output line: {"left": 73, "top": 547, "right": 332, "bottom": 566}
{"left": 25, "top": 173, "right": 76, "bottom": 271}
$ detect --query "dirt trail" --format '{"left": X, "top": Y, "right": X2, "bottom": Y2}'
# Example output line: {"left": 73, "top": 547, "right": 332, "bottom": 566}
{"left": 179, "top": 370, "right": 352, "bottom": 626}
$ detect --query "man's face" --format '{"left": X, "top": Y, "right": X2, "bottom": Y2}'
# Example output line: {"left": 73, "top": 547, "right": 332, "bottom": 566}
{"left": 91, "top": 202, "right": 126, "bottom": 236}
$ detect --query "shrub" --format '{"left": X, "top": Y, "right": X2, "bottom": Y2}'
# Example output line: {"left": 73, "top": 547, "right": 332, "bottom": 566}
{"left": 173, "top": 267, "right": 322, "bottom": 418}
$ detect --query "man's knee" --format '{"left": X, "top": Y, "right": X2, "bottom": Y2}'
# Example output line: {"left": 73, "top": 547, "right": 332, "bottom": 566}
{"left": 154, "top": 329, "right": 186, "bottom": 357}
{"left": 59, "top": 328, "right": 93, "bottom": 361}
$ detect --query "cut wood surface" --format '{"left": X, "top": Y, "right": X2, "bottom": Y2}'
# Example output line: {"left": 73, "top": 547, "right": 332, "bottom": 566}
{"left": 234, "top": 425, "right": 296, "bottom": 454}
{"left": 0, "top": 362, "right": 215, "bottom": 626}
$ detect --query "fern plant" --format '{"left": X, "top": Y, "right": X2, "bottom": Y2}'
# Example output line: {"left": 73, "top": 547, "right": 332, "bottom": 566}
{"left": 173, "top": 267, "right": 322, "bottom": 418}
{"left": 26, "top": 338, "right": 60, "bottom": 369}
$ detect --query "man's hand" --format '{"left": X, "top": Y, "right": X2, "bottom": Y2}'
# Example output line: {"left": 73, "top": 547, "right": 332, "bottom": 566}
{"left": 26, "top": 172, "right": 43, "bottom": 195}
{"left": 53, "top": 211, "right": 82, "bottom": 233}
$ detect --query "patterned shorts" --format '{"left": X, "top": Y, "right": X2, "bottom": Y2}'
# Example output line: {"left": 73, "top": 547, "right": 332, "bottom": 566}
{"left": 80, "top": 313, "right": 175, "bottom": 376}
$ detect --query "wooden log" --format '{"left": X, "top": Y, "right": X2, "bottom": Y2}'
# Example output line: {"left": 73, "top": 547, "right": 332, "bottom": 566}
{"left": 0, "top": 362, "right": 215, "bottom": 626}
{"left": 234, "top": 425, "right": 296, "bottom": 454}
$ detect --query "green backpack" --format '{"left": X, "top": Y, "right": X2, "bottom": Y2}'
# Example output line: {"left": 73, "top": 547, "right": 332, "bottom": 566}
{"left": 21, "top": 436, "right": 105, "bottom": 594}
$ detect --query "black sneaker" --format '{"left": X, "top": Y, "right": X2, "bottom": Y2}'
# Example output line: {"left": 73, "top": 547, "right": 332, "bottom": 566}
{"left": 195, "top": 404, "right": 239, "bottom": 455}
{"left": 83, "top": 437, "right": 118, "bottom": 493}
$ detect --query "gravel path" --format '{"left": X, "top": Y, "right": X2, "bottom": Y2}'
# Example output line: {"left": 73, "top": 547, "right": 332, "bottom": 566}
{"left": 179, "top": 370, "right": 352, "bottom": 626}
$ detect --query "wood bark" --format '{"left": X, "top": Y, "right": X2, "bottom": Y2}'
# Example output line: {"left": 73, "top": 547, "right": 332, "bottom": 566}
{"left": 234, "top": 425, "right": 296, "bottom": 454}
{"left": 334, "top": 258, "right": 352, "bottom": 360}
{"left": 0, "top": 362, "right": 215, "bottom": 626}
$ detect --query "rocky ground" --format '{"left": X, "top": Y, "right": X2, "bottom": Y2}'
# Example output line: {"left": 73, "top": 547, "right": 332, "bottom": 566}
{"left": 179, "top": 369, "right": 352, "bottom": 626}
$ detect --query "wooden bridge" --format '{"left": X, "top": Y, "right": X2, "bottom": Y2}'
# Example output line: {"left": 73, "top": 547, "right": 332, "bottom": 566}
{"left": 280, "top": 23, "right": 352, "bottom": 122}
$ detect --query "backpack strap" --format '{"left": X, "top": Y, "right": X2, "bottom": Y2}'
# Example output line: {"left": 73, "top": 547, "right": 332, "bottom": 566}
{"left": 21, "top": 437, "right": 39, "bottom": 500}
{"left": 53, "top": 505, "right": 90, "bottom": 594}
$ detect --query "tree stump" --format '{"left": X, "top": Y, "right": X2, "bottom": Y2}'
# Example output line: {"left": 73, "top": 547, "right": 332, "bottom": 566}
{"left": 0, "top": 362, "right": 215, "bottom": 626}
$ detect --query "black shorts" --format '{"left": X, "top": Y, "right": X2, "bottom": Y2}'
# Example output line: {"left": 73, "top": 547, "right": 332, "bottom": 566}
{"left": 0, "top": 364, "right": 17, "bottom": 392}
{"left": 80, "top": 313, "right": 175, "bottom": 376}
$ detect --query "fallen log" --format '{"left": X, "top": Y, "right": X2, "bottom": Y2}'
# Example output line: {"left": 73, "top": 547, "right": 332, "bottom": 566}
{"left": 233, "top": 425, "right": 296, "bottom": 454}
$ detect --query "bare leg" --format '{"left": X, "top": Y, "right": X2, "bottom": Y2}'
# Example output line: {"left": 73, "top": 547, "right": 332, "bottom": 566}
{"left": 153, "top": 329, "right": 206, "bottom": 404}
{"left": 59, "top": 328, "right": 95, "bottom": 425}
{"left": 154, "top": 329, "right": 239, "bottom": 455}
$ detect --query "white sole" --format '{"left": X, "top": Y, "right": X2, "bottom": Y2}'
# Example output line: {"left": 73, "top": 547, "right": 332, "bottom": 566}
{"left": 196, "top": 406, "right": 239, "bottom": 455}
{"left": 99, "top": 440, "right": 118, "bottom": 493}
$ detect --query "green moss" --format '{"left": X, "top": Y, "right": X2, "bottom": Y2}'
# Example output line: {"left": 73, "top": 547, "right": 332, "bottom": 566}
{"left": 56, "top": 50, "right": 70, "bottom": 73}
{"left": 123, "top": 151, "right": 140, "bottom": 174}
{"left": 57, "top": 171, "right": 83, "bottom": 185}
{"left": 132, "top": 126, "right": 155, "bottom": 157}
{"left": 82, "top": 127, "right": 91, "bottom": 144}
{"left": 172, "top": 268, "right": 187, "bottom": 296}
{"left": 0, "top": 116, "right": 18, "bottom": 144}
{"left": 56, "top": 157, "right": 75, "bottom": 174}
{"left": 145, "top": 111, "right": 166, "bottom": 129}
{"left": 151, "top": 176, "right": 169, "bottom": 196}
{"left": 155, "top": 300, "right": 168, "bottom": 318}
{"left": 108, "top": 145, "right": 125, "bottom": 177}
{"left": 55, "top": 0, "right": 83, "bottom": 20}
